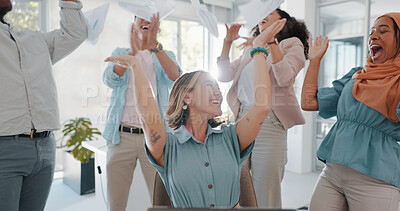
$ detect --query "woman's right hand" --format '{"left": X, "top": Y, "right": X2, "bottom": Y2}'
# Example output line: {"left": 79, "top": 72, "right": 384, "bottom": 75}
{"left": 105, "top": 54, "right": 138, "bottom": 70}
{"left": 308, "top": 35, "right": 329, "bottom": 61}
{"left": 253, "top": 18, "right": 286, "bottom": 47}
{"left": 224, "top": 23, "right": 242, "bottom": 43}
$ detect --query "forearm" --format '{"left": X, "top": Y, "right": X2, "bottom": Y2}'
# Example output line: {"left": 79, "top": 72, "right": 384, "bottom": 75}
{"left": 268, "top": 44, "right": 284, "bottom": 64}
{"left": 155, "top": 51, "right": 180, "bottom": 81}
{"left": 219, "top": 39, "right": 233, "bottom": 60}
{"left": 132, "top": 61, "right": 167, "bottom": 164}
{"left": 301, "top": 60, "right": 320, "bottom": 111}
{"left": 252, "top": 54, "right": 272, "bottom": 112}
{"left": 44, "top": 0, "right": 86, "bottom": 64}
{"left": 236, "top": 53, "right": 271, "bottom": 152}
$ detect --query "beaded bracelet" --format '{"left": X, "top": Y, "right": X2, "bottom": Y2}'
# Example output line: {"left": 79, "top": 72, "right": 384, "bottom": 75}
{"left": 250, "top": 47, "right": 269, "bottom": 58}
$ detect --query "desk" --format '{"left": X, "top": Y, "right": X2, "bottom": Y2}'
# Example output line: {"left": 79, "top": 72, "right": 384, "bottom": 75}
{"left": 83, "top": 139, "right": 151, "bottom": 210}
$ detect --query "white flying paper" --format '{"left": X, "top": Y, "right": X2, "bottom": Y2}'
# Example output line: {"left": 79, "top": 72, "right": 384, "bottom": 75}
{"left": 238, "top": 0, "right": 284, "bottom": 27}
{"left": 191, "top": 0, "right": 219, "bottom": 37}
{"left": 84, "top": 3, "right": 110, "bottom": 45}
{"left": 118, "top": 0, "right": 175, "bottom": 22}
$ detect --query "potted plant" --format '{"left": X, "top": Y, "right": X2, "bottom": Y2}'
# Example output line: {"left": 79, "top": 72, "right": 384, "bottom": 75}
{"left": 58, "top": 117, "right": 101, "bottom": 195}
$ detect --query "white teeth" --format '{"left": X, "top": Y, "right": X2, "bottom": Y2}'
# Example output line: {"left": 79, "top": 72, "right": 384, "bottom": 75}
{"left": 370, "top": 45, "right": 380, "bottom": 49}
{"left": 142, "top": 25, "right": 149, "bottom": 30}
{"left": 211, "top": 100, "right": 220, "bottom": 104}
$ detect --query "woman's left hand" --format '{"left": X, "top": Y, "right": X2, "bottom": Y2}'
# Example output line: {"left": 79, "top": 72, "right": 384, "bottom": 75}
{"left": 148, "top": 12, "right": 160, "bottom": 49}
{"left": 253, "top": 18, "right": 286, "bottom": 47}
{"left": 105, "top": 54, "right": 138, "bottom": 69}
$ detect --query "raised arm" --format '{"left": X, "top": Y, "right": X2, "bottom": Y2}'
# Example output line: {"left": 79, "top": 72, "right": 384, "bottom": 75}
{"left": 42, "top": 0, "right": 87, "bottom": 64}
{"left": 148, "top": 13, "right": 180, "bottom": 81}
{"left": 301, "top": 36, "right": 329, "bottom": 111}
{"left": 217, "top": 23, "right": 243, "bottom": 82}
{"left": 105, "top": 55, "right": 167, "bottom": 167}
{"left": 236, "top": 19, "right": 286, "bottom": 152}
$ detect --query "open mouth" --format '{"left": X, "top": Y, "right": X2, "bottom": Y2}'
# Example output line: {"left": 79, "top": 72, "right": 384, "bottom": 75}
{"left": 141, "top": 25, "right": 149, "bottom": 31}
{"left": 211, "top": 100, "right": 221, "bottom": 105}
{"left": 370, "top": 44, "right": 383, "bottom": 60}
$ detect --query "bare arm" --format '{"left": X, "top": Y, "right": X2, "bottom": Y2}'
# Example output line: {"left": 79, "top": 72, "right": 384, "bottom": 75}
{"left": 301, "top": 36, "right": 329, "bottom": 111}
{"left": 148, "top": 13, "right": 179, "bottom": 81}
{"left": 236, "top": 19, "right": 287, "bottom": 152}
{"left": 105, "top": 55, "right": 167, "bottom": 167}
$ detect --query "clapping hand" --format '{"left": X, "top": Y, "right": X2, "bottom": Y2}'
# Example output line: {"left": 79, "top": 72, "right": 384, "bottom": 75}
{"left": 308, "top": 35, "right": 329, "bottom": 61}
{"left": 148, "top": 12, "right": 160, "bottom": 49}
{"left": 253, "top": 18, "right": 286, "bottom": 48}
{"left": 129, "top": 24, "right": 141, "bottom": 56}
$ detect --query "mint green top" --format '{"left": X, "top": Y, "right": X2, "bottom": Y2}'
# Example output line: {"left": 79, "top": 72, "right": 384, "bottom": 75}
{"left": 317, "top": 67, "right": 400, "bottom": 188}
{"left": 145, "top": 123, "right": 254, "bottom": 208}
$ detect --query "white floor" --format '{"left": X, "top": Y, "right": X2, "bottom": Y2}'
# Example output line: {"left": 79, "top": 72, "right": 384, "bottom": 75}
{"left": 45, "top": 168, "right": 320, "bottom": 211}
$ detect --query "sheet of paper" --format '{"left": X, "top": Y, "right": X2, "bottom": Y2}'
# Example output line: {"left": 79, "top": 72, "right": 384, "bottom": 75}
{"left": 118, "top": 0, "right": 175, "bottom": 22}
{"left": 191, "top": 0, "right": 219, "bottom": 37}
{"left": 238, "top": 0, "right": 284, "bottom": 27}
{"left": 84, "top": 3, "right": 110, "bottom": 45}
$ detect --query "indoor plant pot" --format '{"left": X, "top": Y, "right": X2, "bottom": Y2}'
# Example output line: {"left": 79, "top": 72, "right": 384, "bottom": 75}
{"left": 59, "top": 117, "right": 101, "bottom": 195}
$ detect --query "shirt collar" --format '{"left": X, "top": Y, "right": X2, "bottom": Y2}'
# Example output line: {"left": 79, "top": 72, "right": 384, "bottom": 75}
{"left": 174, "top": 124, "right": 223, "bottom": 144}
{"left": 0, "top": 22, "right": 10, "bottom": 31}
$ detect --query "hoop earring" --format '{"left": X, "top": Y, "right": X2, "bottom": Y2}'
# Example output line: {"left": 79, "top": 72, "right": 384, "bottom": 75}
{"left": 182, "top": 103, "right": 188, "bottom": 110}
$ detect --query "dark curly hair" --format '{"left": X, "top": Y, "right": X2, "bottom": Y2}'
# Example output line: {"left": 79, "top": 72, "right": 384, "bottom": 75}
{"left": 253, "top": 9, "right": 310, "bottom": 59}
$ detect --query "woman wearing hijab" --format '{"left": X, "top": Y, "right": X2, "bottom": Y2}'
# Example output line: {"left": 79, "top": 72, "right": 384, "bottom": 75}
{"left": 302, "top": 13, "right": 400, "bottom": 211}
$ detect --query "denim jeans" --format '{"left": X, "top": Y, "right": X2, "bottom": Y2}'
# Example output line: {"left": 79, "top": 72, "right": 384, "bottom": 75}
{"left": 0, "top": 133, "right": 56, "bottom": 211}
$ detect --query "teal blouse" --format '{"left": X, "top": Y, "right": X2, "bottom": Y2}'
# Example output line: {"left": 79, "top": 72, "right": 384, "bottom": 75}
{"left": 145, "top": 123, "right": 254, "bottom": 208}
{"left": 317, "top": 67, "right": 400, "bottom": 188}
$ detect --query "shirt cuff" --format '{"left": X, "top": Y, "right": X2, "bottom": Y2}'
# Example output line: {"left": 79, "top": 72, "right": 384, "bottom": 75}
{"left": 59, "top": 0, "right": 83, "bottom": 9}
{"left": 110, "top": 68, "right": 124, "bottom": 80}
{"left": 217, "top": 56, "right": 230, "bottom": 64}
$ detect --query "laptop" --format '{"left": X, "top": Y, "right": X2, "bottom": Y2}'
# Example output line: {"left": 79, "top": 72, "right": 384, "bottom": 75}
{"left": 148, "top": 207, "right": 297, "bottom": 211}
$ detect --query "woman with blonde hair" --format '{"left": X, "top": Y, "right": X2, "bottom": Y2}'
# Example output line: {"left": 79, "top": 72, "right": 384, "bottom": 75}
{"left": 104, "top": 19, "right": 286, "bottom": 208}
{"left": 302, "top": 12, "right": 400, "bottom": 211}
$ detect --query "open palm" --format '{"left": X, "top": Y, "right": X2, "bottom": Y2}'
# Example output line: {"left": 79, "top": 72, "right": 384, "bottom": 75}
{"left": 308, "top": 35, "right": 329, "bottom": 61}
{"left": 224, "top": 23, "right": 242, "bottom": 43}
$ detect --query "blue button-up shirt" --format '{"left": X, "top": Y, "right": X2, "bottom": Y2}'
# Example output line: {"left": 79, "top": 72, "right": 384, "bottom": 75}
{"left": 102, "top": 48, "right": 181, "bottom": 144}
{"left": 146, "top": 123, "right": 254, "bottom": 208}
{"left": 317, "top": 67, "right": 400, "bottom": 188}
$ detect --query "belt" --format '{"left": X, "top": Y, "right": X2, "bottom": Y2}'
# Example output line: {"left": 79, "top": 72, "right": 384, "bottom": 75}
{"left": 0, "top": 130, "right": 52, "bottom": 139}
{"left": 119, "top": 125, "right": 144, "bottom": 134}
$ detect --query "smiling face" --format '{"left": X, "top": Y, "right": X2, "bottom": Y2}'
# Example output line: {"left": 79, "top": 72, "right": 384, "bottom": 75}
{"left": 369, "top": 16, "right": 399, "bottom": 64}
{"left": 134, "top": 17, "right": 150, "bottom": 39}
{"left": 258, "top": 10, "right": 281, "bottom": 32}
{"left": 185, "top": 73, "right": 223, "bottom": 119}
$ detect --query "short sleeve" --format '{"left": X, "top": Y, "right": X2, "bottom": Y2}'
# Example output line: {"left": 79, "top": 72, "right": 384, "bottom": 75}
{"left": 144, "top": 132, "right": 175, "bottom": 173}
{"left": 224, "top": 123, "right": 255, "bottom": 164}
{"left": 317, "top": 67, "right": 362, "bottom": 119}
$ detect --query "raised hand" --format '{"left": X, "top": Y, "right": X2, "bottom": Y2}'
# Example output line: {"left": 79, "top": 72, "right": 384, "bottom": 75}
{"left": 224, "top": 23, "right": 242, "bottom": 43}
{"left": 253, "top": 18, "right": 286, "bottom": 48}
{"left": 148, "top": 12, "right": 160, "bottom": 49}
{"left": 308, "top": 35, "right": 329, "bottom": 61}
{"left": 105, "top": 54, "right": 138, "bottom": 70}
{"left": 129, "top": 24, "right": 141, "bottom": 56}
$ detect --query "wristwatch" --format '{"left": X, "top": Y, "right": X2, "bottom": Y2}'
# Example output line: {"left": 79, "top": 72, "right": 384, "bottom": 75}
{"left": 267, "top": 38, "right": 278, "bottom": 45}
{"left": 151, "top": 42, "right": 163, "bottom": 53}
